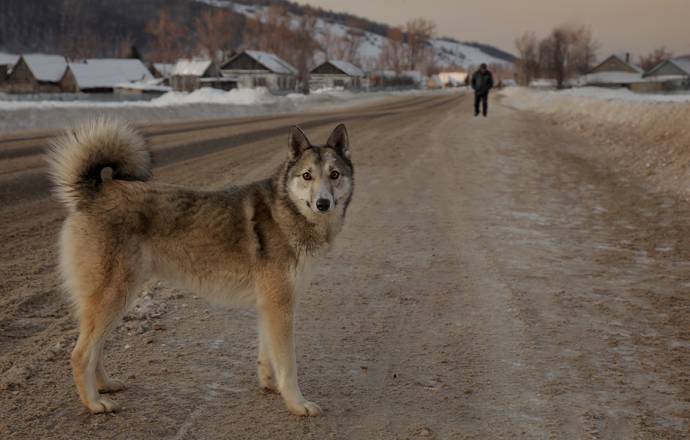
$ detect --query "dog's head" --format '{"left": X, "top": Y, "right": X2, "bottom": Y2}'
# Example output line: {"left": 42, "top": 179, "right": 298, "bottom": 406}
{"left": 285, "top": 124, "right": 353, "bottom": 219}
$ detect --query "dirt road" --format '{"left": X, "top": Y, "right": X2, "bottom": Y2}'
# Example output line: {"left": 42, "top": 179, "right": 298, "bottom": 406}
{"left": 1, "top": 92, "right": 688, "bottom": 439}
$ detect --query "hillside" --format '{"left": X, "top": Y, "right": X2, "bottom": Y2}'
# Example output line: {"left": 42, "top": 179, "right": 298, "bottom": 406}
{"left": 0, "top": 0, "right": 514, "bottom": 69}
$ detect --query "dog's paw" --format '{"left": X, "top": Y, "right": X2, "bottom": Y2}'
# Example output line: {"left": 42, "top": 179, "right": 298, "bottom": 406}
{"left": 98, "top": 378, "right": 127, "bottom": 393}
{"left": 286, "top": 399, "right": 322, "bottom": 417}
{"left": 87, "top": 396, "right": 120, "bottom": 414}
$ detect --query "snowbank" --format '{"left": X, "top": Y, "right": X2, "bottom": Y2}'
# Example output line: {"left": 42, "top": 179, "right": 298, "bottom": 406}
{"left": 500, "top": 87, "right": 690, "bottom": 195}
{"left": 0, "top": 88, "right": 456, "bottom": 132}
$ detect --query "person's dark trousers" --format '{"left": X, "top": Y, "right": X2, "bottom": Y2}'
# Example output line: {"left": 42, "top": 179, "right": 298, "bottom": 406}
{"left": 474, "top": 92, "right": 489, "bottom": 116}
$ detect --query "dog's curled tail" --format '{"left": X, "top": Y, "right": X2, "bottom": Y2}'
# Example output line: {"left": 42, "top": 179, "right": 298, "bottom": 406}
{"left": 47, "top": 116, "right": 151, "bottom": 210}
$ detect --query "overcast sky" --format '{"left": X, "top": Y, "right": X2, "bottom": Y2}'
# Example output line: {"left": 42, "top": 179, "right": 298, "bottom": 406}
{"left": 295, "top": 0, "right": 690, "bottom": 59}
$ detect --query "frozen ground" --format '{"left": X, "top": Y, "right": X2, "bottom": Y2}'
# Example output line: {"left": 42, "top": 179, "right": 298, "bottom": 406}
{"left": 500, "top": 87, "right": 690, "bottom": 196}
{"left": 0, "top": 87, "right": 458, "bottom": 132}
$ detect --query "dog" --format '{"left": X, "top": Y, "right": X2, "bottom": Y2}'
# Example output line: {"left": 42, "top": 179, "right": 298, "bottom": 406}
{"left": 47, "top": 117, "right": 353, "bottom": 416}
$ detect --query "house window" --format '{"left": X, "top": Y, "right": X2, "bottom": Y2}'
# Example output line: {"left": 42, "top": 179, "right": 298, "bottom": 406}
{"left": 334, "top": 79, "right": 345, "bottom": 87}
{"left": 253, "top": 77, "right": 267, "bottom": 87}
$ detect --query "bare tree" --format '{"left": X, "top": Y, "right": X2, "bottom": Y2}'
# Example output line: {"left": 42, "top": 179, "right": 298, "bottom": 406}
{"left": 194, "top": 8, "right": 240, "bottom": 62}
{"left": 378, "top": 26, "right": 406, "bottom": 75}
{"left": 530, "top": 24, "right": 600, "bottom": 88}
{"left": 405, "top": 18, "right": 435, "bottom": 70}
{"left": 569, "top": 25, "right": 599, "bottom": 75}
{"left": 515, "top": 31, "right": 540, "bottom": 85}
{"left": 639, "top": 47, "right": 673, "bottom": 71}
{"left": 145, "top": 10, "right": 190, "bottom": 62}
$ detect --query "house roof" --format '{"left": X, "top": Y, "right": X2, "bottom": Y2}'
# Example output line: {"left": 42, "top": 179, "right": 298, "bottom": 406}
{"left": 244, "top": 50, "right": 297, "bottom": 75}
{"left": 590, "top": 54, "right": 643, "bottom": 74}
{"left": 22, "top": 54, "right": 68, "bottom": 82}
{"left": 644, "top": 57, "right": 690, "bottom": 78}
{"left": 153, "top": 63, "right": 174, "bottom": 78}
{"left": 314, "top": 60, "right": 365, "bottom": 77}
{"left": 68, "top": 59, "right": 153, "bottom": 89}
{"left": 0, "top": 52, "right": 19, "bottom": 67}
{"left": 172, "top": 59, "right": 212, "bottom": 76}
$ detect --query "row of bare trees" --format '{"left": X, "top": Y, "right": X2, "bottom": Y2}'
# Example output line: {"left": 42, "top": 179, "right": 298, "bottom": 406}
{"left": 144, "top": 7, "right": 445, "bottom": 87}
{"left": 515, "top": 25, "right": 599, "bottom": 88}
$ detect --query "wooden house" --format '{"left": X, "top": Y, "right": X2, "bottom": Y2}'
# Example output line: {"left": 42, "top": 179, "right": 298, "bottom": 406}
{"left": 221, "top": 50, "right": 297, "bottom": 92}
{"left": 61, "top": 59, "right": 154, "bottom": 93}
{"left": 170, "top": 59, "right": 236, "bottom": 92}
{"left": 309, "top": 60, "right": 368, "bottom": 91}
{"left": 582, "top": 53, "right": 643, "bottom": 88}
{"left": 5, "top": 54, "right": 67, "bottom": 93}
{"left": 0, "top": 53, "right": 19, "bottom": 85}
{"left": 635, "top": 56, "right": 690, "bottom": 92}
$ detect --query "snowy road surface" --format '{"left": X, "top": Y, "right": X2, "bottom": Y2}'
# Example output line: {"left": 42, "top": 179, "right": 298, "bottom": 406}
{"left": 1, "top": 93, "right": 688, "bottom": 439}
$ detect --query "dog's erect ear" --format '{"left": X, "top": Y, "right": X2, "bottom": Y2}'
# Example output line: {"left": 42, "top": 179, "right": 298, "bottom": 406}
{"left": 288, "top": 126, "right": 311, "bottom": 159}
{"left": 326, "top": 124, "right": 350, "bottom": 159}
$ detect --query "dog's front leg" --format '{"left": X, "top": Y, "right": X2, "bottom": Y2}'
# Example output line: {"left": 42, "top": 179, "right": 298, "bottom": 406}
{"left": 256, "top": 276, "right": 322, "bottom": 417}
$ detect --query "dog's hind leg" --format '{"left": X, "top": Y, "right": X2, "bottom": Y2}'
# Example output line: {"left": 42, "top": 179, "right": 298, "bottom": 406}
{"left": 95, "top": 341, "right": 127, "bottom": 393}
{"left": 71, "top": 287, "right": 130, "bottom": 413}
{"left": 256, "top": 271, "right": 322, "bottom": 416}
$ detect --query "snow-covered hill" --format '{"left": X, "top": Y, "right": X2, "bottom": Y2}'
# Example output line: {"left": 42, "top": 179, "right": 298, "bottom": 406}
{"left": 199, "top": 0, "right": 513, "bottom": 70}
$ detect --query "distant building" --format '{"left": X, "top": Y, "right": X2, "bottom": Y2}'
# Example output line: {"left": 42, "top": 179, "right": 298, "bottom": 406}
{"left": 635, "top": 57, "right": 690, "bottom": 93}
{"left": 151, "top": 63, "right": 174, "bottom": 79}
{"left": 438, "top": 71, "right": 468, "bottom": 87}
{"left": 5, "top": 54, "right": 67, "bottom": 93}
{"left": 582, "top": 53, "right": 644, "bottom": 88}
{"left": 170, "top": 59, "right": 236, "bottom": 92}
{"left": 309, "top": 60, "right": 367, "bottom": 91}
{"left": 220, "top": 50, "right": 297, "bottom": 92}
{"left": 0, "top": 52, "right": 19, "bottom": 84}
{"left": 61, "top": 59, "right": 154, "bottom": 93}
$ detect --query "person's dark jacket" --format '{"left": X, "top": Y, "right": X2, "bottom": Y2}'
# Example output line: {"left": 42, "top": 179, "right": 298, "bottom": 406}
{"left": 471, "top": 70, "right": 494, "bottom": 94}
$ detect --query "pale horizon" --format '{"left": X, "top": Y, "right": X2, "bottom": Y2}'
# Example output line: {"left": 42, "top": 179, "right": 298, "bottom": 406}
{"left": 295, "top": 0, "right": 690, "bottom": 60}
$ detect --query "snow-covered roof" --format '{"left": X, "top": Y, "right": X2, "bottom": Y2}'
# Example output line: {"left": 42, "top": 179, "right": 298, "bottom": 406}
{"left": 172, "top": 59, "right": 212, "bottom": 76}
{"left": 153, "top": 63, "right": 174, "bottom": 78}
{"left": 22, "top": 54, "right": 68, "bottom": 82}
{"left": 324, "top": 60, "right": 365, "bottom": 77}
{"left": 0, "top": 52, "right": 19, "bottom": 67}
{"left": 245, "top": 50, "right": 297, "bottom": 75}
{"left": 645, "top": 57, "right": 690, "bottom": 76}
{"left": 592, "top": 54, "right": 643, "bottom": 74}
{"left": 68, "top": 59, "right": 153, "bottom": 89}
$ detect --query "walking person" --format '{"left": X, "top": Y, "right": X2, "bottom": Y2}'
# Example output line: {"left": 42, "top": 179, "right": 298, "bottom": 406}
{"left": 471, "top": 63, "right": 494, "bottom": 117}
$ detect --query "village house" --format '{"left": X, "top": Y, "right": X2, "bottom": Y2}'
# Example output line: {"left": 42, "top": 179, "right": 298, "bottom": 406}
{"left": 220, "top": 50, "right": 297, "bottom": 92}
{"left": 0, "top": 52, "right": 19, "bottom": 85}
{"left": 170, "top": 59, "right": 236, "bottom": 92}
{"left": 636, "top": 56, "right": 690, "bottom": 93}
{"left": 151, "top": 63, "right": 174, "bottom": 80}
{"left": 60, "top": 58, "right": 154, "bottom": 93}
{"left": 581, "top": 53, "right": 644, "bottom": 88}
{"left": 5, "top": 54, "right": 67, "bottom": 93}
{"left": 309, "top": 60, "right": 368, "bottom": 91}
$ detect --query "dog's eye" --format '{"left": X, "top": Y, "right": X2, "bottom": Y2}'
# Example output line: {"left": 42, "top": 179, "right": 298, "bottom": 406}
{"left": 330, "top": 170, "right": 340, "bottom": 180}
{"left": 302, "top": 172, "right": 312, "bottom": 181}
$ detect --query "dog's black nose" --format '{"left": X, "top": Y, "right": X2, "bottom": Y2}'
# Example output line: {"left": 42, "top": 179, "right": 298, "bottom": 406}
{"left": 316, "top": 199, "right": 330, "bottom": 212}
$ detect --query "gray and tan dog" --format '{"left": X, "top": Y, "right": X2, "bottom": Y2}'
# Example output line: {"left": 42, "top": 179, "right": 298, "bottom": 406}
{"left": 47, "top": 117, "right": 354, "bottom": 416}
